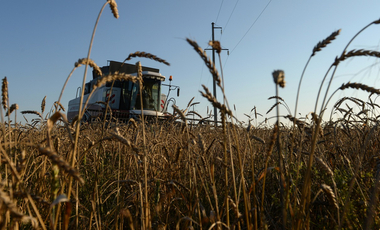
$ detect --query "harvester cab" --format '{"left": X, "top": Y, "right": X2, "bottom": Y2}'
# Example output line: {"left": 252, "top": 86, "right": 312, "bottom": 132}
{"left": 67, "top": 60, "right": 179, "bottom": 122}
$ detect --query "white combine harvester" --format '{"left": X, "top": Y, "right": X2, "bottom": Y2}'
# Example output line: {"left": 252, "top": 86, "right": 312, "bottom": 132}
{"left": 67, "top": 60, "right": 179, "bottom": 122}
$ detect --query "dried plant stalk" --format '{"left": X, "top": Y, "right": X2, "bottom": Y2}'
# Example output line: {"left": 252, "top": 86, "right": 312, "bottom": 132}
{"left": 0, "top": 189, "right": 38, "bottom": 227}
{"left": 38, "top": 146, "right": 84, "bottom": 184}
{"left": 13, "top": 192, "right": 50, "bottom": 206}
{"left": 266, "top": 124, "right": 278, "bottom": 158}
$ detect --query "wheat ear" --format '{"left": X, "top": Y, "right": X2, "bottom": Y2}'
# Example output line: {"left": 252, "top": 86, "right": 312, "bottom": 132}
{"left": 315, "top": 157, "right": 334, "bottom": 177}
{"left": 123, "top": 52, "right": 170, "bottom": 66}
{"left": 41, "top": 96, "right": 46, "bottom": 114}
{"left": 334, "top": 49, "right": 380, "bottom": 65}
{"left": 0, "top": 189, "right": 38, "bottom": 227}
{"left": 187, "top": 38, "right": 221, "bottom": 87}
{"left": 321, "top": 184, "right": 339, "bottom": 209}
{"left": 93, "top": 72, "right": 140, "bottom": 89}
{"left": 339, "top": 82, "right": 380, "bottom": 95}
{"left": 38, "top": 146, "right": 84, "bottom": 184}
{"left": 312, "top": 29, "right": 341, "bottom": 56}
{"left": 108, "top": 0, "right": 119, "bottom": 19}
{"left": 2, "top": 77, "right": 8, "bottom": 110}
{"left": 75, "top": 58, "right": 102, "bottom": 76}
{"left": 200, "top": 85, "right": 232, "bottom": 116}
{"left": 21, "top": 110, "right": 43, "bottom": 120}
{"left": 6, "top": 104, "right": 18, "bottom": 117}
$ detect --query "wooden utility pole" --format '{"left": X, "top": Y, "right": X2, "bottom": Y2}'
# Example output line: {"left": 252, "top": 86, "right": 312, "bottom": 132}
{"left": 205, "top": 22, "right": 228, "bottom": 126}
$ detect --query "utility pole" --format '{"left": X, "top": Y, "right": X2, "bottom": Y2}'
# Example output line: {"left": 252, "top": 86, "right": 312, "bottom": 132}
{"left": 205, "top": 22, "right": 228, "bottom": 126}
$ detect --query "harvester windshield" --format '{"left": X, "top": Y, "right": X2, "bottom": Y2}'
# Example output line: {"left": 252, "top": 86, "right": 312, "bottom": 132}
{"left": 130, "top": 78, "right": 161, "bottom": 111}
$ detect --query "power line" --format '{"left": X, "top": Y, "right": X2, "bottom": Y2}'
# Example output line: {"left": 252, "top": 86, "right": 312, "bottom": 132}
{"left": 223, "top": 0, "right": 240, "bottom": 32}
{"left": 215, "top": 0, "right": 225, "bottom": 23}
{"left": 230, "top": 0, "right": 272, "bottom": 54}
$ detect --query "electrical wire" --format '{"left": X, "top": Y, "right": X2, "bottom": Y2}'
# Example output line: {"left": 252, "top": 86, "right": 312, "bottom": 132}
{"left": 230, "top": 0, "right": 272, "bottom": 54}
{"left": 215, "top": 0, "right": 225, "bottom": 23}
{"left": 222, "top": 0, "right": 272, "bottom": 69}
{"left": 223, "top": 0, "right": 240, "bottom": 33}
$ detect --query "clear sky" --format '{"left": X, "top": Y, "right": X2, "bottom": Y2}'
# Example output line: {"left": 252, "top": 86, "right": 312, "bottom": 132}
{"left": 1, "top": 1, "right": 380, "bottom": 125}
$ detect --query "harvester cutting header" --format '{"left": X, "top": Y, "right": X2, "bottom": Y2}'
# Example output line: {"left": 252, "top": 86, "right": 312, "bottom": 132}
{"left": 67, "top": 60, "right": 179, "bottom": 122}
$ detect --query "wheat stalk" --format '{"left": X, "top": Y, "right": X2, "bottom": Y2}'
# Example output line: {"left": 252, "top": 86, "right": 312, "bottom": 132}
{"left": 321, "top": 184, "right": 339, "bottom": 209}
{"left": 13, "top": 192, "right": 50, "bottom": 206}
{"left": 312, "top": 29, "right": 341, "bottom": 56}
{"left": 41, "top": 96, "right": 46, "bottom": 114}
{"left": 75, "top": 58, "right": 102, "bottom": 76}
{"left": 172, "top": 105, "right": 187, "bottom": 124}
{"left": 199, "top": 85, "right": 232, "bottom": 116}
{"left": 267, "top": 102, "right": 281, "bottom": 114}
{"left": 187, "top": 38, "right": 221, "bottom": 87}
{"left": 94, "top": 72, "right": 140, "bottom": 89}
{"left": 110, "top": 128, "right": 139, "bottom": 153}
{"left": 53, "top": 101, "right": 65, "bottom": 112}
{"left": 5, "top": 104, "right": 18, "bottom": 117}
{"left": 339, "top": 82, "right": 380, "bottom": 95}
{"left": 251, "top": 135, "right": 265, "bottom": 144}
{"left": 0, "top": 189, "right": 38, "bottom": 227}
{"left": 38, "top": 146, "right": 84, "bottom": 184}
{"left": 334, "top": 49, "right": 380, "bottom": 65}
{"left": 2, "top": 77, "right": 8, "bottom": 110}
{"left": 284, "top": 115, "right": 306, "bottom": 129}
{"left": 108, "top": 0, "right": 119, "bottom": 19}
{"left": 21, "top": 110, "right": 43, "bottom": 120}
{"left": 123, "top": 51, "right": 170, "bottom": 66}
{"left": 315, "top": 157, "right": 334, "bottom": 177}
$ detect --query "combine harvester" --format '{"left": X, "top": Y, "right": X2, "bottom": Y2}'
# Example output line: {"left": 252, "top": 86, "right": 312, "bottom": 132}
{"left": 67, "top": 60, "right": 179, "bottom": 122}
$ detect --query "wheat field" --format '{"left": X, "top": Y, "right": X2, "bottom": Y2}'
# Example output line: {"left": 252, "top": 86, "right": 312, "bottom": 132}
{"left": 0, "top": 1, "right": 380, "bottom": 229}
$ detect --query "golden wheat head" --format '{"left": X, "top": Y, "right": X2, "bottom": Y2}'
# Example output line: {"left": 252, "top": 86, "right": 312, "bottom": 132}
{"left": 123, "top": 51, "right": 170, "bottom": 66}
{"left": 75, "top": 58, "right": 102, "bottom": 76}
{"left": 339, "top": 82, "right": 380, "bottom": 95}
{"left": 312, "top": 29, "right": 341, "bottom": 56}
{"left": 187, "top": 38, "right": 221, "bottom": 88}
{"left": 2, "top": 77, "right": 8, "bottom": 110}
{"left": 108, "top": 0, "right": 119, "bottom": 19}
{"left": 334, "top": 49, "right": 380, "bottom": 66}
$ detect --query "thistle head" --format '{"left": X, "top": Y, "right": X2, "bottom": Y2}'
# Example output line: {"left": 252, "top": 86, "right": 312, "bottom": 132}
{"left": 272, "top": 70, "right": 286, "bottom": 88}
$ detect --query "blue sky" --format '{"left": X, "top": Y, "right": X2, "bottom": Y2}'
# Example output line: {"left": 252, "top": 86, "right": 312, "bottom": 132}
{"left": 1, "top": 1, "right": 380, "bottom": 125}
